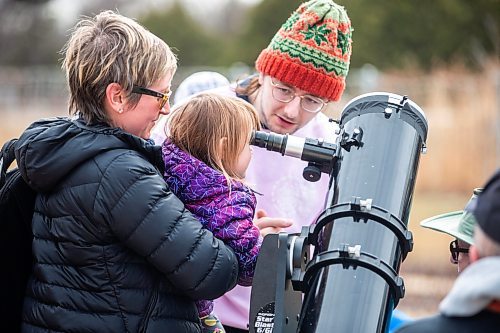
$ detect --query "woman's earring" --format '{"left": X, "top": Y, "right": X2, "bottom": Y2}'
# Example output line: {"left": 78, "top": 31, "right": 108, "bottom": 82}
{"left": 118, "top": 108, "right": 123, "bottom": 114}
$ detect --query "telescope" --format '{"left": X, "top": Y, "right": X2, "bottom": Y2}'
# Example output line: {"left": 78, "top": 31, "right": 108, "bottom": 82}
{"left": 249, "top": 92, "right": 428, "bottom": 333}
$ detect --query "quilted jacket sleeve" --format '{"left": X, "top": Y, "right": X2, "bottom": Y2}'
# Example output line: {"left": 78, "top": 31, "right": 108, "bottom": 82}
{"left": 186, "top": 184, "right": 261, "bottom": 287}
{"left": 215, "top": 190, "right": 262, "bottom": 286}
{"left": 94, "top": 151, "right": 239, "bottom": 300}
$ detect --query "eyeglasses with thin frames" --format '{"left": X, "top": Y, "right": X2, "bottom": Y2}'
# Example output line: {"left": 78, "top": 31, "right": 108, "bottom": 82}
{"left": 449, "top": 239, "right": 469, "bottom": 263}
{"left": 269, "top": 77, "right": 327, "bottom": 113}
{"left": 132, "top": 85, "right": 172, "bottom": 110}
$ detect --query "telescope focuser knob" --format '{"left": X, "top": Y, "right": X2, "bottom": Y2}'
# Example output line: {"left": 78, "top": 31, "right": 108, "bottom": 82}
{"left": 303, "top": 163, "right": 322, "bottom": 182}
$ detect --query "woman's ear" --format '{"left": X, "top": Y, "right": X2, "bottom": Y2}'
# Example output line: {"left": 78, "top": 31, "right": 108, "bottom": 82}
{"left": 469, "top": 245, "right": 480, "bottom": 263}
{"left": 105, "top": 83, "right": 126, "bottom": 114}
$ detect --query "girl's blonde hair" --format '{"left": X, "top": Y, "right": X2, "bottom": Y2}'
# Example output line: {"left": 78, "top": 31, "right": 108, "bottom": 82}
{"left": 167, "top": 93, "right": 261, "bottom": 182}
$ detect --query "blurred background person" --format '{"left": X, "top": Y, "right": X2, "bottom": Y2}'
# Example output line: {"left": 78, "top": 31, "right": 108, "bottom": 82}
{"left": 173, "top": 71, "right": 230, "bottom": 104}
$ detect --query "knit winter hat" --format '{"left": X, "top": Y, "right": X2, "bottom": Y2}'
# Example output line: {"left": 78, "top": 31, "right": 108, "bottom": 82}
{"left": 255, "top": 0, "right": 352, "bottom": 101}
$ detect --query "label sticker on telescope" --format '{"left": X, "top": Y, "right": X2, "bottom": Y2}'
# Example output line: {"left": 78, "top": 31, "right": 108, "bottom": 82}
{"left": 253, "top": 302, "right": 275, "bottom": 333}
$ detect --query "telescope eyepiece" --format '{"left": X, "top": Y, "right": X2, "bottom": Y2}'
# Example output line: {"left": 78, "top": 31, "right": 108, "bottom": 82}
{"left": 250, "top": 130, "right": 288, "bottom": 155}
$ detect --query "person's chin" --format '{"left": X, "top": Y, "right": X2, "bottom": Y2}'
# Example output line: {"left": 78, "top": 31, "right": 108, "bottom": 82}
{"left": 141, "top": 129, "right": 151, "bottom": 140}
{"left": 143, "top": 124, "right": 155, "bottom": 139}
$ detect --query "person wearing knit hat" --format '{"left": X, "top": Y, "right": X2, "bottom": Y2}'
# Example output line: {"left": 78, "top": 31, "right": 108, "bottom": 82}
{"left": 218, "top": 1, "right": 401, "bottom": 332}
{"left": 396, "top": 170, "right": 500, "bottom": 333}
{"left": 152, "top": 1, "right": 405, "bottom": 332}
{"left": 186, "top": 2, "right": 355, "bottom": 331}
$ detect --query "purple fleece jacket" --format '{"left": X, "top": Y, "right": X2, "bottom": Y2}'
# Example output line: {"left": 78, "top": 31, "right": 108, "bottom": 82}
{"left": 162, "top": 139, "right": 262, "bottom": 317}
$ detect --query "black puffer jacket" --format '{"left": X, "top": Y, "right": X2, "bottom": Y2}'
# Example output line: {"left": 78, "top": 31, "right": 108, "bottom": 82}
{"left": 16, "top": 118, "right": 239, "bottom": 333}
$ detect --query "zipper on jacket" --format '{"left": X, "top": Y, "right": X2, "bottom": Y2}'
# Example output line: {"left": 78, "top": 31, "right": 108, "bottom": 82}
{"left": 138, "top": 283, "right": 159, "bottom": 333}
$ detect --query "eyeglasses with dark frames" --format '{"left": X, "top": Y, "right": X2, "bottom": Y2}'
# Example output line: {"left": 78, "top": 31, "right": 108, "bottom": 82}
{"left": 269, "top": 77, "right": 327, "bottom": 113}
{"left": 132, "top": 85, "right": 172, "bottom": 110}
{"left": 449, "top": 239, "right": 469, "bottom": 263}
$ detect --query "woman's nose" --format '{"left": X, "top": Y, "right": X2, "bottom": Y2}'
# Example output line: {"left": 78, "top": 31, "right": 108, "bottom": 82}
{"left": 159, "top": 104, "right": 170, "bottom": 116}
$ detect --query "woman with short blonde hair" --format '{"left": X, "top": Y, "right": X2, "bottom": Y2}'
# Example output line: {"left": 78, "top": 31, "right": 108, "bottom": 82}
{"left": 16, "top": 11, "right": 238, "bottom": 333}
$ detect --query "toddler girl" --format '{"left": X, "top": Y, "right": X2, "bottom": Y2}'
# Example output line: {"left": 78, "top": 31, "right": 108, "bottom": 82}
{"left": 162, "top": 93, "right": 262, "bottom": 332}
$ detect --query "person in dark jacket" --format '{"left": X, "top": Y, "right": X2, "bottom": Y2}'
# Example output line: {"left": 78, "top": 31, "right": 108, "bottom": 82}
{"left": 16, "top": 10, "right": 239, "bottom": 333}
{"left": 395, "top": 169, "right": 500, "bottom": 333}
{"left": 162, "top": 93, "right": 262, "bottom": 332}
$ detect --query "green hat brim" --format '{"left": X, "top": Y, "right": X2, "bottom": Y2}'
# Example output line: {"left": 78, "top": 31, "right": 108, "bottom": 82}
{"left": 420, "top": 210, "right": 474, "bottom": 245}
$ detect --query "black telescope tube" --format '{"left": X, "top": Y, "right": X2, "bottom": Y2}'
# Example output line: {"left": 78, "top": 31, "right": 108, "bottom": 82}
{"left": 249, "top": 93, "right": 427, "bottom": 333}
{"left": 297, "top": 92, "right": 427, "bottom": 333}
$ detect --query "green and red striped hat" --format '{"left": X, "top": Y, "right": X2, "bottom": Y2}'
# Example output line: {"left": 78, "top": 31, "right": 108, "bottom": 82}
{"left": 256, "top": 0, "right": 353, "bottom": 101}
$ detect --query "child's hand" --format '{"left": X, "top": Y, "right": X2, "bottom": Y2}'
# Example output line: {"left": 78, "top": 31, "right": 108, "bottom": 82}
{"left": 254, "top": 209, "right": 293, "bottom": 236}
